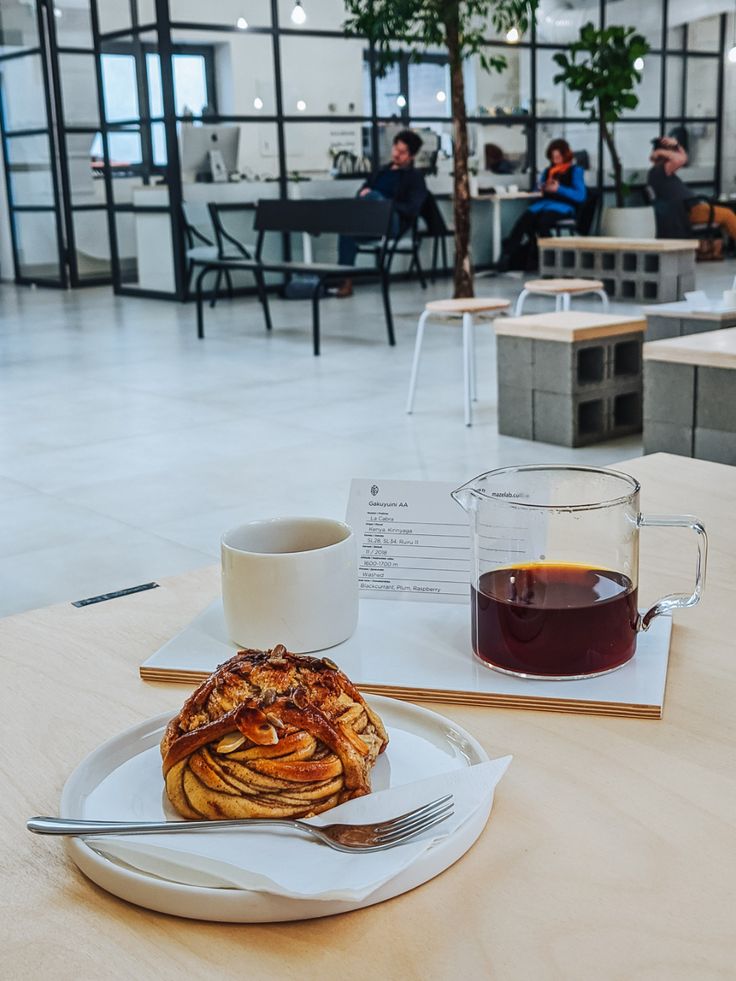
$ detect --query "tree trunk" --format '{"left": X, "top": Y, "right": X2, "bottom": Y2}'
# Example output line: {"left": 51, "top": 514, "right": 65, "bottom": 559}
{"left": 446, "top": 19, "right": 473, "bottom": 298}
{"left": 601, "top": 119, "right": 624, "bottom": 209}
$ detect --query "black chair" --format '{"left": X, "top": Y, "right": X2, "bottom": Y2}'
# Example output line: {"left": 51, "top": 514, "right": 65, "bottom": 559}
{"left": 416, "top": 192, "right": 454, "bottom": 281}
{"left": 549, "top": 187, "right": 601, "bottom": 238}
{"left": 193, "top": 197, "right": 396, "bottom": 356}
{"left": 646, "top": 185, "right": 723, "bottom": 245}
{"left": 354, "top": 214, "right": 427, "bottom": 289}
{"left": 181, "top": 203, "right": 232, "bottom": 302}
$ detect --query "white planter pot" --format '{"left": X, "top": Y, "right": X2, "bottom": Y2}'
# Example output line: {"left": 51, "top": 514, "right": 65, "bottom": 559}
{"left": 600, "top": 206, "right": 656, "bottom": 239}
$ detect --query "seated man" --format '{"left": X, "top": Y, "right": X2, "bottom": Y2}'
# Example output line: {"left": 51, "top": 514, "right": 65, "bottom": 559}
{"left": 335, "top": 129, "right": 428, "bottom": 298}
{"left": 648, "top": 136, "right": 736, "bottom": 241}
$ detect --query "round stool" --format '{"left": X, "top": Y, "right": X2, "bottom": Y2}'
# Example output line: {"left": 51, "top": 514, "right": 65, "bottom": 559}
{"left": 406, "top": 297, "right": 510, "bottom": 427}
{"left": 514, "top": 278, "right": 609, "bottom": 316}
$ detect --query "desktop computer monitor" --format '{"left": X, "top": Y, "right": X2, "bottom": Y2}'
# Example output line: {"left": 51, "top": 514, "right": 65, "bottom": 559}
{"left": 179, "top": 124, "right": 240, "bottom": 181}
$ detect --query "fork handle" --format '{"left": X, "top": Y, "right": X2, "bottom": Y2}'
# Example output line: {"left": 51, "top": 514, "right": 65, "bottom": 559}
{"left": 27, "top": 816, "right": 300, "bottom": 836}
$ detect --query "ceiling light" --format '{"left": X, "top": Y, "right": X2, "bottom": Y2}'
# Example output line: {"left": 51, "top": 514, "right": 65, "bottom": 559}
{"left": 396, "top": 94, "right": 407, "bottom": 108}
{"left": 436, "top": 90, "right": 447, "bottom": 103}
{"left": 291, "top": 2, "right": 306, "bottom": 25}
{"left": 634, "top": 57, "right": 644, "bottom": 71}
{"left": 729, "top": 45, "right": 736, "bottom": 63}
{"left": 506, "top": 26, "right": 519, "bottom": 43}
{"left": 236, "top": 16, "right": 248, "bottom": 29}
{"left": 296, "top": 99, "right": 307, "bottom": 111}
{"left": 53, "top": 7, "right": 62, "bottom": 16}
{"left": 253, "top": 97, "right": 263, "bottom": 110}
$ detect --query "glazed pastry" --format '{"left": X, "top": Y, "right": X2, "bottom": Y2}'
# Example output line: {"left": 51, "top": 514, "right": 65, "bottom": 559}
{"left": 161, "top": 645, "right": 388, "bottom": 820}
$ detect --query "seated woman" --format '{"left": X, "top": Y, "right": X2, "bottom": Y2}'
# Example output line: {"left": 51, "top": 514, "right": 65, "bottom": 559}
{"left": 497, "top": 139, "right": 586, "bottom": 272}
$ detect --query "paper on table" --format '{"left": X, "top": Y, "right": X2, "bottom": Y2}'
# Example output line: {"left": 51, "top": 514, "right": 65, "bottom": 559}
{"left": 90, "top": 758, "right": 511, "bottom": 902}
{"left": 346, "top": 478, "right": 469, "bottom": 604}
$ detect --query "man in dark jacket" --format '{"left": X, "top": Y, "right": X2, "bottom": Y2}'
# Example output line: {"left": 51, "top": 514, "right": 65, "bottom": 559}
{"left": 335, "top": 129, "right": 427, "bottom": 297}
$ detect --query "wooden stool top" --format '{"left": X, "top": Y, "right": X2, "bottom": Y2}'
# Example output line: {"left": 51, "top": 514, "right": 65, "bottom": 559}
{"left": 643, "top": 326, "right": 736, "bottom": 369}
{"left": 537, "top": 236, "right": 698, "bottom": 252}
{"left": 425, "top": 297, "right": 510, "bottom": 315}
{"left": 495, "top": 311, "right": 646, "bottom": 343}
{"left": 523, "top": 278, "right": 604, "bottom": 294}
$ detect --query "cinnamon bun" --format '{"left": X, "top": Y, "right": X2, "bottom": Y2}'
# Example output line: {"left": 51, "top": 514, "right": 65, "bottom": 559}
{"left": 161, "top": 645, "right": 388, "bottom": 820}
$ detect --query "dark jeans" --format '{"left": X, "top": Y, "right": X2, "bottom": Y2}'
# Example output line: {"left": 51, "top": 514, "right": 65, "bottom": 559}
{"left": 501, "top": 208, "right": 569, "bottom": 270}
{"left": 337, "top": 189, "right": 401, "bottom": 266}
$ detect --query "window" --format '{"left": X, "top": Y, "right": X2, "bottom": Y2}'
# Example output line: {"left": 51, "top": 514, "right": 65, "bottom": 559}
{"left": 364, "top": 51, "right": 450, "bottom": 120}
{"left": 96, "top": 45, "right": 215, "bottom": 172}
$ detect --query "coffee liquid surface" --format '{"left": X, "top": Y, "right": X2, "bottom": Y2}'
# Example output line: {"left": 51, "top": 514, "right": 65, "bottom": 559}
{"left": 471, "top": 563, "right": 638, "bottom": 677}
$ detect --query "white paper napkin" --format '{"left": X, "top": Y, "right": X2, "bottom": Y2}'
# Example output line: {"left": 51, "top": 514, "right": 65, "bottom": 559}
{"left": 90, "top": 757, "right": 511, "bottom": 902}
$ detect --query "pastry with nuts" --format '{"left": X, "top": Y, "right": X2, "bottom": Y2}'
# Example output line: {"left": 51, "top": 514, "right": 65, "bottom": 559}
{"left": 161, "top": 645, "right": 389, "bottom": 820}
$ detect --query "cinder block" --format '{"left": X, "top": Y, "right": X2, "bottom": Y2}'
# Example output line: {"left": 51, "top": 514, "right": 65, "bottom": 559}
{"left": 693, "top": 427, "right": 736, "bottom": 465}
{"left": 612, "top": 338, "right": 641, "bottom": 378}
{"left": 497, "top": 384, "right": 533, "bottom": 440}
{"left": 497, "top": 335, "right": 533, "bottom": 389}
{"left": 680, "top": 317, "right": 717, "bottom": 336}
{"left": 643, "top": 361, "right": 695, "bottom": 425}
{"left": 645, "top": 316, "right": 680, "bottom": 341}
{"left": 643, "top": 420, "right": 694, "bottom": 456}
{"left": 533, "top": 390, "right": 607, "bottom": 447}
{"left": 695, "top": 366, "right": 736, "bottom": 432}
{"left": 610, "top": 387, "right": 642, "bottom": 433}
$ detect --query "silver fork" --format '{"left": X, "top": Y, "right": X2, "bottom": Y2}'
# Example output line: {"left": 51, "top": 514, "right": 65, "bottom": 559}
{"left": 27, "top": 794, "right": 454, "bottom": 853}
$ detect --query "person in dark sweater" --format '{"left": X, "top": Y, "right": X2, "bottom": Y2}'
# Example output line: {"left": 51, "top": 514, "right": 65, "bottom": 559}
{"left": 335, "top": 129, "right": 428, "bottom": 298}
{"left": 497, "top": 138, "right": 586, "bottom": 272}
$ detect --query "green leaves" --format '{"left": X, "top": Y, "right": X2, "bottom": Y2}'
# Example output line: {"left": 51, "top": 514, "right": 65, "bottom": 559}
{"left": 552, "top": 23, "right": 650, "bottom": 123}
{"left": 553, "top": 23, "right": 651, "bottom": 206}
{"left": 344, "top": 1, "right": 538, "bottom": 72}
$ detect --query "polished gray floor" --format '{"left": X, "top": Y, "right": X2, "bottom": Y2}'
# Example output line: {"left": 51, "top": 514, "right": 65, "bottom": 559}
{"left": 1, "top": 263, "right": 732, "bottom": 617}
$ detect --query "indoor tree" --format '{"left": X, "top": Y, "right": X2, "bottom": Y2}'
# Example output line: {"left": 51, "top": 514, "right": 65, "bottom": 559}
{"left": 344, "top": 1, "right": 537, "bottom": 298}
{"left": 553, "top": 23, "right": 650, "bottom": 208}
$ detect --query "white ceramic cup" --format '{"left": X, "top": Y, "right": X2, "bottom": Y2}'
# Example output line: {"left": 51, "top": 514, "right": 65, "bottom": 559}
{"left": 221, "top": 517, "right": 358, "bottom": 653}
{"left": 722, "top": 289, "right": 736, "bottom": 309}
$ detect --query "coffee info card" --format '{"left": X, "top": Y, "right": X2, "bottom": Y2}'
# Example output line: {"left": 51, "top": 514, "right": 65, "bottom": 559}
{"left": 346, "top": 478, "right": 470, "bottom": 603}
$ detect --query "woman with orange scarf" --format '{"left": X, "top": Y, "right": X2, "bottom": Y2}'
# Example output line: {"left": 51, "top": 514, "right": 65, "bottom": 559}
{"left": 497, "top": 139, "right": 587, "bottom": 272}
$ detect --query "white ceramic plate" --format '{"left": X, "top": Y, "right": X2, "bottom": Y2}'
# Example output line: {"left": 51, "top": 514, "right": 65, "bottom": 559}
{"left": 61, "top": 696, "right": 490, "bottom": 922}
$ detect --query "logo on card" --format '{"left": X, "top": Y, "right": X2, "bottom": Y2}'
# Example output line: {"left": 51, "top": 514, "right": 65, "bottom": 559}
{"left": 370, "top": 484, "right": 379, "bottom": 497}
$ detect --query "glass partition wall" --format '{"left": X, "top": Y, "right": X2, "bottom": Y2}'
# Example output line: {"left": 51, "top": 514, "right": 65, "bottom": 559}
{"left": 0, "top": 0, "right": 730, "bottom": 294}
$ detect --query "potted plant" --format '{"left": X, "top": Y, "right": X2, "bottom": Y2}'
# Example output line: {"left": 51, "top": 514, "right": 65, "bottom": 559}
{"left": 344, "top": 1, "right": 538, "bottom": 298}
{"left": 553, "top": 23, "right": 654, "bottom": 238}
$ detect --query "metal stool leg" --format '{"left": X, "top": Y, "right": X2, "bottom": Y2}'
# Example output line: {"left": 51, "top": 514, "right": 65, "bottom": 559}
{"left": 406, "top": 309, "right": 430, "bottom": 414}
{"left": 514, "top": 289, "right": 529, "bottom": 316}
{"left": 596, "top": 289, "right": 609, "bottom": 311}
{"left": 462, "top": 312, "right": 473, "bottom": 426}
{"left": 562, "top": 292, "right": 571, "bottom": 311}
{"left": 555, "top": 293, "right": 563, "bottom": 312}
{"left": 470, "top": 314, "right": 478, "bottom": 402}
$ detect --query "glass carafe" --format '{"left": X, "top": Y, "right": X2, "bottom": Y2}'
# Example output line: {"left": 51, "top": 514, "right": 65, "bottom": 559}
{"left": 452, "top": 465, "right": 707, "bottom": 680}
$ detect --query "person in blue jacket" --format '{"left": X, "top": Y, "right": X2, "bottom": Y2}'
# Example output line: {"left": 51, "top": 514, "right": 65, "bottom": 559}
{"left": 497, "top": 139, "right": 587, "bottom": 272}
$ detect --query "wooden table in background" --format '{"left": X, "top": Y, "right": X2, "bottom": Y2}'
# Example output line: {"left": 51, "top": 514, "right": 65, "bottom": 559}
{"left": 2, "top": 453, "right": 734, "bottom": 980}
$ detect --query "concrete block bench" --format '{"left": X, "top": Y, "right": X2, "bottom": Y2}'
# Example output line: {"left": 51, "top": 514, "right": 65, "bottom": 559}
{"left": 494, "top": 310, "right": 646, "bottom": 446}
{"left": 643, "top": 327, "right": 736, "bottom": 464}
{"left": 537, "top": 237, "right": 698, "bottom": 303}
{"left": 643, "top": 300, "right": 736, "bottom": 341}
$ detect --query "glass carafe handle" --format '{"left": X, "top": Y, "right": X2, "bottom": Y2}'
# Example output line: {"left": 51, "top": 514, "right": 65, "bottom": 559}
{"left": 638, "top": 514, "right": 708, "bottom": 630}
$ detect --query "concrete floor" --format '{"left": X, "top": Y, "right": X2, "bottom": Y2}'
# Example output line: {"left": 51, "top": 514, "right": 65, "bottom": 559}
{"left": 1, "top": 263, "right": 733, "bottom": 618}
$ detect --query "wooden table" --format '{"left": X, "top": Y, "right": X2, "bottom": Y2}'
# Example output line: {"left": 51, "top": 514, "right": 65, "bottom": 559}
{"left": 643, "top": 328, "right": 736, "bottom": 464}
{"left": 2, "top": 453, "right": 734, "bottom": 980}
{"left": 642, "top": 300, "right": 736, "bottom": 342}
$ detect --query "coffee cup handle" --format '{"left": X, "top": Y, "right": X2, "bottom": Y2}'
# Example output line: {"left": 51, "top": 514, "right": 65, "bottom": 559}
{"left": 637, "top": 514, "right": 708, "bottom": 630}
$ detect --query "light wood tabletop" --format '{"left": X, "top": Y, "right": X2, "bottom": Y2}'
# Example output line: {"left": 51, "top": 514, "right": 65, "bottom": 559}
{"left": 643, "top": 326, "right": 736, "bottom": 369}
{"left": 537, "top": 236, "right": 699, "bottom": 251}
{"left": 2, "top": 453, "right": 734, "bottom": 981}
{"left": 495, "top": 310, "right": 646, "bottom": 342}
